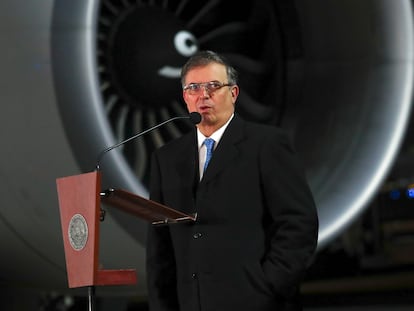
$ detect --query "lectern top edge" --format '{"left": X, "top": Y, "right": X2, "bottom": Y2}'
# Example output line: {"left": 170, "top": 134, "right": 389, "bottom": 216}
{"left": 100, "top": 188, "right": 197, "bottom": 225}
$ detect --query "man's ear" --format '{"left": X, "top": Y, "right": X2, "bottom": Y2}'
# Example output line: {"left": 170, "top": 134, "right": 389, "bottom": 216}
{"left": 231, "top": 85, "right": 239, "bottom": 101}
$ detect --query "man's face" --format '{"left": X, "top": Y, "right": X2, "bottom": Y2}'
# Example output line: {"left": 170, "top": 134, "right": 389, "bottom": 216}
{"left": 183, "top": 62, "right": 239, "bottom": 129}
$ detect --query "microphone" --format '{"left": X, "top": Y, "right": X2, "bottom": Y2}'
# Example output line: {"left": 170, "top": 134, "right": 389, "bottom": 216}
{"left": 95, "top": 112, "right": 201, "bottom": 170}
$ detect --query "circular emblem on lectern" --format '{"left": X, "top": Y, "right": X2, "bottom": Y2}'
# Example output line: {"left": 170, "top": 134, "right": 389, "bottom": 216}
{"left": 68, "top": 214, "right": 88, "bottom": 251}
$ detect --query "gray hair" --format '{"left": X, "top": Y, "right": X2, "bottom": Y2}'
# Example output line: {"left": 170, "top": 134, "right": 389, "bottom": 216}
{"left": 181, "top": 50, "right": 238, "bottom": 87}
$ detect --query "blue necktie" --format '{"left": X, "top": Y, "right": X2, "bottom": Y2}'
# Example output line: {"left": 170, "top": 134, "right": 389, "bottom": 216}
{"left": 203, "top": 138, "right": 215, "bottom": 172}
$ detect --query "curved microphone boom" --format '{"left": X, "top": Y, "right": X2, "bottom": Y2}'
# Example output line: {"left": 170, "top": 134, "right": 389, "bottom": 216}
{"left": 95, "top": 112, "right": 201, "bottom": 170}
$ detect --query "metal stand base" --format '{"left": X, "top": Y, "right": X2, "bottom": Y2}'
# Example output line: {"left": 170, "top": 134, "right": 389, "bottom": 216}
{"left": 88, "top": 286, "right": 96, "bottom": 311}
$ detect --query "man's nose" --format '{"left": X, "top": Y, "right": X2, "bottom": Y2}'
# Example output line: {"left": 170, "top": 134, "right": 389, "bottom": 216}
{"left": 201, "top": 86, "right": 210, "bottom": 97}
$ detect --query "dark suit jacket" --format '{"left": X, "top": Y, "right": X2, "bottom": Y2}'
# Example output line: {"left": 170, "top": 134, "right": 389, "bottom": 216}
{"left": 147, "top": 114, "right": 319, "bottom": 311}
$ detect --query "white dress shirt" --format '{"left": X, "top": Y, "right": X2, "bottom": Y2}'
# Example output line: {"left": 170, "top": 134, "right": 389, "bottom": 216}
{"left": 197, "top": 114, "right": 234, "bottom": 179}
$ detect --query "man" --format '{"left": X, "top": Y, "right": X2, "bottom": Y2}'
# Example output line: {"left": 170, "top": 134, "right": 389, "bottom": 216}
{"left": 146, "top": 50, "right": 318, "bottom": 311}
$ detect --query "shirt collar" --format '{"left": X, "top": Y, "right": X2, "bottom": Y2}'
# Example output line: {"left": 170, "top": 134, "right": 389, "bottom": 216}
{"left": 197, "top": 114, "right": 234, "bottom": 149}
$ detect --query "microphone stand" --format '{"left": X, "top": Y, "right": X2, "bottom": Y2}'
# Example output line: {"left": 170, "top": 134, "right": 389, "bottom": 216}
{"left": 95, "top": 113, "right": 201, "bottom": 171}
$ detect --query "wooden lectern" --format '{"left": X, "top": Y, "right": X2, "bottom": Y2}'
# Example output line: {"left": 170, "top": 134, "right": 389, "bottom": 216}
{"left": 56, "top": 171, "right": 196, "bottom": 309}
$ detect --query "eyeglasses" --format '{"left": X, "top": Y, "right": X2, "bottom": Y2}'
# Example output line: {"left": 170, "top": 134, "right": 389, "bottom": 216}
{"left": 183, "top": 81, "right": 233, "bottom": 95}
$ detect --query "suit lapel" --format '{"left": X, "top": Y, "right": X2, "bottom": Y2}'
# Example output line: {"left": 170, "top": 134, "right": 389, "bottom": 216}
{"left": 201, "top": 115, "right": 245, "bottom": 184}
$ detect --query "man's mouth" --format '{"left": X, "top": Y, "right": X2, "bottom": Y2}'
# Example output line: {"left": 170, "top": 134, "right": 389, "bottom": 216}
{"left": 198, "top": 105, "right": 212, "bottom": 113}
